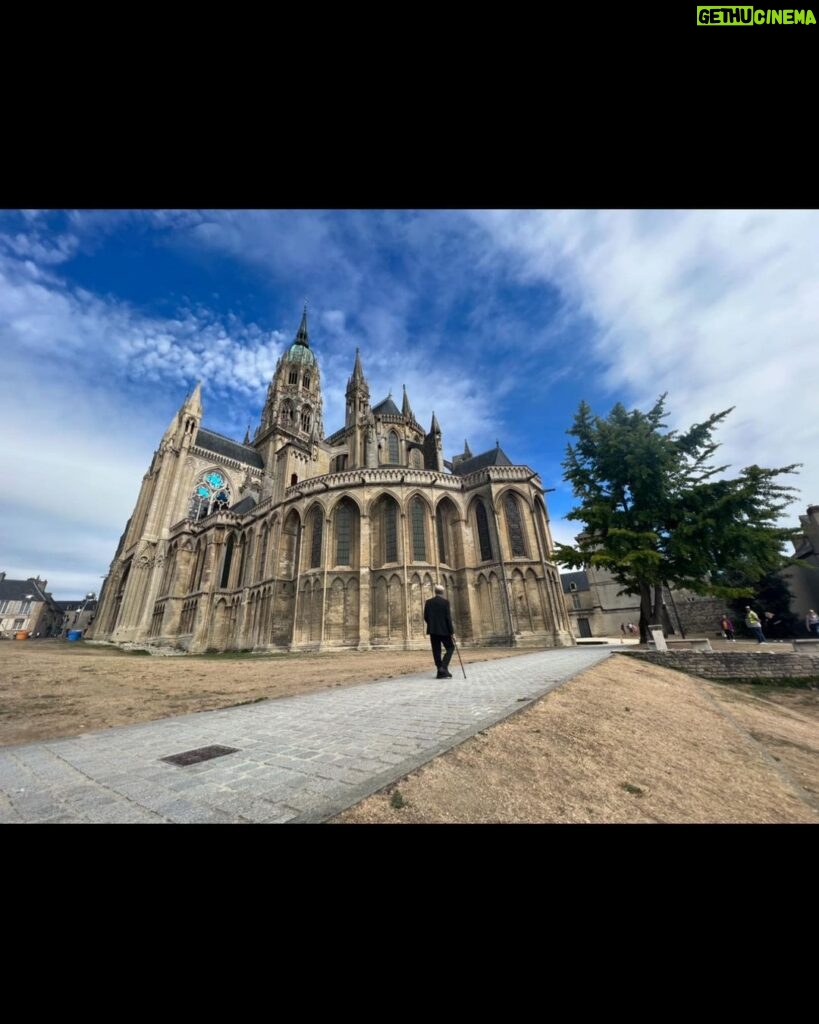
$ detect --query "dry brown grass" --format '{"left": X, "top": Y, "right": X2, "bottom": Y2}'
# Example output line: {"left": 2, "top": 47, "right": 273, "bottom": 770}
{"left": 331, "top": 656, "right": 819, "bottom": 823}
{"left": 2, "top": 640, "right": 816, "bottom": 823}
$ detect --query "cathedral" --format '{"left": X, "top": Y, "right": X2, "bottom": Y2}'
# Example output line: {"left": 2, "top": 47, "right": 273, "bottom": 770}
{"left": 89, "top": 309, "right": 573, "bottom": 652}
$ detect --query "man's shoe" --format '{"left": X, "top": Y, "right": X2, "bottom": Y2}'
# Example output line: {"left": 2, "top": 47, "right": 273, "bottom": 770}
{"left": 444, "top": 671, "right": 453, "bottom": 678}
{"left": 436, "top": 671, "right": 448, "bottom": 678}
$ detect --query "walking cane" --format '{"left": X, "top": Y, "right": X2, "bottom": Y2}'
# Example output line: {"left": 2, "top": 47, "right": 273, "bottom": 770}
{"left": 453, "top": 637, "right": 467, "bottom": 679}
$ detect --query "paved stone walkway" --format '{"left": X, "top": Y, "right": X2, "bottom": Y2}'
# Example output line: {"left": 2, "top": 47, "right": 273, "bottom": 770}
{"left": 0, "top": 647, "right": 612, "bottom": 824}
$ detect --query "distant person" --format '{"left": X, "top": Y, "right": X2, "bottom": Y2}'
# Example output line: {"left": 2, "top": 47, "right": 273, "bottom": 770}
{"left": 424, "top": 583, "right": 455, "bottom": 679}
{"left": 806, "top": 609, "right": 819, "bottom": 637}
{"left": 745, "top": 606, "right": 766, "bottom": 644}
{"left": 764, "top": 611, "right": 784, "bottom": 640}
{"left": 721, "top": 615, "right": 735, "bottom": 642}
{"left": 627, "top": 622, "right": 637, "bottom": 636}
{"left": 620, "top": 622, "right": 626, "bottom": 636}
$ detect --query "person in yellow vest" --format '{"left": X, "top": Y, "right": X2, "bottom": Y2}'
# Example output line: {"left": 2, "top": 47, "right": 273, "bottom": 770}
{"left": 744, "top": 606, "right": 767, "bottom": 644}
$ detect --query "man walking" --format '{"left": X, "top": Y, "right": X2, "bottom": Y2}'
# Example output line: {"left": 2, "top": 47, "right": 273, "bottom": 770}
{"left": 424, "top": 583, "right": 455, "bottom": 679}
{"left": 745, "top": 606, "right": 767, "bottom": 644}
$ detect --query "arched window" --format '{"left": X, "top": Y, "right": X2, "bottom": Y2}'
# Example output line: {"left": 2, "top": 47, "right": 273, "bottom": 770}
{"left": 281, "top": 401, "right": 294, "bottom": 425}
{"left": 336, "top": 501, "right": 352, "bottom": 565}
{"left": 189, "top": 542, "right": 205, "bottom": 592}
{"left": 301, "top": 407, "right": 312, "bottom": 432}
{"left": 237, "top": 535, "right": 248, "bottom": 587}
{"left": 303, "top": 372, "right": 311, "bottom": 389}
{"left": 505, "top": 493, "right": 527, "bottom": 557}
{"left": 475, "top": 499, "right": 493, "bottom": 561}
{"left": 160, "top": 545, "right": 176, "bottom": 595}
{"left": 384, "top": 500, "right": 398, "bottom": 563}
{"left": 411, "top": 497, "right": 426, "bottom": 561}
{"left": 436, "top": 505, "right": 447, "bottom": 564}
{"left": 310, "top": 506, "right": 323, "bottom": 568}
{"left": 388, "top": 431, "right": 399, "bottom": 464}
{"left": 256, "top": 525, "right": 269, "bottom": 581}
{"left": 289, "top": 369, "right": 298, "bottom": 385}
{"left": 220, "top": 534, "right": 236, "bottom": 588}
{"left": 290, "top": 473, "right": 298, "bottom": 486}
{"left": 189, "top": 471, "right": 231, "bottom": 522}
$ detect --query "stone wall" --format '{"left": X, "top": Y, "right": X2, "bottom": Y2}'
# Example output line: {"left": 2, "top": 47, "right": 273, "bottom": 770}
{"left": 617, "top": 650, "right": 819, "bottom": 681}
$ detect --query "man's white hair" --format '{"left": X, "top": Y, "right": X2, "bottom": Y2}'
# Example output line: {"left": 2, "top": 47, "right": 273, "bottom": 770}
{"left": 434, "top": 584, "right": 445, "bottom": 594}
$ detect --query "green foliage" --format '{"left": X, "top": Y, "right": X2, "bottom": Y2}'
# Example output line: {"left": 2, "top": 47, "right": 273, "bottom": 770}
{"left": 555, "top": 394, "right": 800, "bottom": 639}
{"left": 726, "top": 570, "right": 800, "bottom": 638}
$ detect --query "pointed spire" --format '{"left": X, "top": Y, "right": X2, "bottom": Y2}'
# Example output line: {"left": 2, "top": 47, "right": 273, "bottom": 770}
{"left": 464, "top": 438, "right": 472, "bottom": 458}
{"left": 402, "top": 384, "right": 413, "bottom": 418}
{"left": 243, "top": 425, "right": 251, "bottom": 445}
{"left": 294, "top": 304, "right": 310, "bottom": 347}
{"left": 431, "top": 411, "right": 441, "bottom": 434}
{"left": 185, "top": 381, "right": 203, "bottom": 416}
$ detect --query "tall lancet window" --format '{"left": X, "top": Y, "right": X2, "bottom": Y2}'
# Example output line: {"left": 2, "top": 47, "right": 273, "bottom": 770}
{"left": 310, "top": 507, "right": 323, "bottom": 568}
{"left": 388, "top": 431, "right": 399, "bottom": 464}
{"left": 411, "top": 497, "right": 426, "bottom": 561}
{"left": 505, "top": 493, "right": 527, "bottom": 557}
{"left": 189, "top": 471, "right": 231, "bottom": 522}
{"left": 475, "top": 500, "right": 493, "bottom": 561}
{"left": 384, "top": 501, "right": 398, "bottom": 563}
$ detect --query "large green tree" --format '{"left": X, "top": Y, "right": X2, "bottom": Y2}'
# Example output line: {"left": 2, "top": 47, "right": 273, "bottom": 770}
{"left": 554, "top": 394, "right": 799, "bottom": 643}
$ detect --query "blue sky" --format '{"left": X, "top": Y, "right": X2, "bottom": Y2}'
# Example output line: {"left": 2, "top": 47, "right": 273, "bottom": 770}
{"left": 1, "top": 209, "right": 817, "bottom": 600}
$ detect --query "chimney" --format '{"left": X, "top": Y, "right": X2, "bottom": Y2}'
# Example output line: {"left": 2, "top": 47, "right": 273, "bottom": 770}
{"left": 0, "top": 571, "right": 5, "bottom": 583}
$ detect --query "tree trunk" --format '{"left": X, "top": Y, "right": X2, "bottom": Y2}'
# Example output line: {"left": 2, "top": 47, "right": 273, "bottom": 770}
{"left": 652, "top": 583, "right": 665, "bottom": 636}
{"left": 638, "top": 580, "right": 652, "bottom": 643}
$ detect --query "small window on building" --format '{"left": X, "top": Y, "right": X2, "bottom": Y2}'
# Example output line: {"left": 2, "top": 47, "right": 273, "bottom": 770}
{"left": 303, "top": 372, "right": 311, "bottom": 389}
{"left": 291, "top": 474, "right": 298, "bottom": 487}
{"left": 569, "top": 582, "right": 577, "bottom": 592}
{"left": 388, "top": 431, "right": 399, "bottom": 464}
{"left": 289, "top": 370, "right": 298, "bottom": 385}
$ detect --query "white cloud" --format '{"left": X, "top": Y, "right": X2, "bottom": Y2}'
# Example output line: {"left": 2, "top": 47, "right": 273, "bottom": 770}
{"left": 473, "top": 210, "right": 819, "bottom": 521}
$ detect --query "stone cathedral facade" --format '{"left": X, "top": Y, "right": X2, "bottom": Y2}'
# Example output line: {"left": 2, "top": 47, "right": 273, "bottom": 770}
{"left": 89, "top": 310, "right": 573, "bottom": 653}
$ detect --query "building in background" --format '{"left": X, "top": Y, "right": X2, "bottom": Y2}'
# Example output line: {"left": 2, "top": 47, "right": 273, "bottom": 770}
{"left": 781, "top": 504, "right": 819, "bottom": 622}
{"left": 55, "top": 595, "right": 99, "bottom": 637}
{"left": 560, "top": 567, "right": 724, "bottom": 639}
{"left": 0, "top": 574, "right": 63, "bottom": 638}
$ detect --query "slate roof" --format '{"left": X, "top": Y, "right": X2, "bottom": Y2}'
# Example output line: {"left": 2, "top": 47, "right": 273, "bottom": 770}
{"left": 560, "top": 571, "right": 590, "bottom": 594}
{"left": 55, "top": 600, "right": 99, "bottom": 613}
{"left": 194, "top": 428, "right": 264, "bottom": 469}
{"left": 450, "top": 445, "right": 514, "bottom": 476}
{"left": 0, "top": 577, "right": 50, "bottom": 602}
{"left": 230, "top": 495, "right": 258, "bottom": 515}
{"left": 372, "top": 396, "right": 401, "bottom": 416}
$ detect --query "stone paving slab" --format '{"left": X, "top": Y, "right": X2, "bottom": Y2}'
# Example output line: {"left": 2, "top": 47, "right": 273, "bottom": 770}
{"left": 0, "top": 647, "right": 612, "bottom": 824}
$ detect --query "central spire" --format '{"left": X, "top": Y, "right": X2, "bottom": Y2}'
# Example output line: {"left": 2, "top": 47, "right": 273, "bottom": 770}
{"left": 294, "top": 304, "right": 309, "bottom": 347}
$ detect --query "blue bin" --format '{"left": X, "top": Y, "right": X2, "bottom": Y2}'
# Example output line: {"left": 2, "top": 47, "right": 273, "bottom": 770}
{"left": 67, "top": 629, "right": 83, "bottom": 641}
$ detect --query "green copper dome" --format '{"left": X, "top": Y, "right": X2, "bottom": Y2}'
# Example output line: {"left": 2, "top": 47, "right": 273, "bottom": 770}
{"left": 285, "top": 305, "right": 316, "bottom": 366}
{"left": 286, "top": 341, "right": 317, "bottom": 366}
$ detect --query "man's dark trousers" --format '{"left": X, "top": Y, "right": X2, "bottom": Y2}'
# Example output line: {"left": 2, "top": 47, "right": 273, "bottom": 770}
{"left": 430, "top": 634, "right": 454, "bottom": 674}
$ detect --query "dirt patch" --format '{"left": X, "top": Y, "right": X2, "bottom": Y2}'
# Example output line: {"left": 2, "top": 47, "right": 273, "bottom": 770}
{"left": 3, "top": 640, "right": 817, "bottom": 823}
{"left": 330, "top": 657, "right": 819, "bottom": 823}
{"left": 0, "top": 639, "right": 525, "bottom": 746}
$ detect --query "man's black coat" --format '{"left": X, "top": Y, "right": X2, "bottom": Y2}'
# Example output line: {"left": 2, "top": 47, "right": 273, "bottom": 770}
{"left": 423, "top": 594, "right": 454, "bottom": 636}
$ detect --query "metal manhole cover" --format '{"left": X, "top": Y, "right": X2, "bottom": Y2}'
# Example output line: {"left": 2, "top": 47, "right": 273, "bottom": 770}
{"left": 161, "top": 744, "right": 240, "bottom": 767}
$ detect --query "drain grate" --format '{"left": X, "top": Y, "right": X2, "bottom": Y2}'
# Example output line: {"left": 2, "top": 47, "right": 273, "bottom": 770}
{"left": 161, "top": 744, "right": 240, "bottom": 767}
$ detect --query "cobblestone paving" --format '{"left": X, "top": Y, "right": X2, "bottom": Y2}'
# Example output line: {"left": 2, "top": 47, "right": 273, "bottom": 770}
{"left": 0, "top": 647, "right": 612, "bottom": 823}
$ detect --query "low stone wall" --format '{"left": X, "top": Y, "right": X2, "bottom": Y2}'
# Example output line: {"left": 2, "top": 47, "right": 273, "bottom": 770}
{"left": 618, "top": 650, "right": 819, "bottom": 682}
